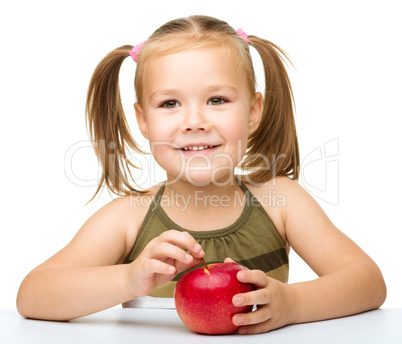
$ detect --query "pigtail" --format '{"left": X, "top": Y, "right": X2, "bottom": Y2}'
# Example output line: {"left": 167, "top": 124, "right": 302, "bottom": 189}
{"left": 86, "top": 45, "right": 146, "bottom": 201}
{"left": 243, "top": 36, "right": 300, "bottom": 182}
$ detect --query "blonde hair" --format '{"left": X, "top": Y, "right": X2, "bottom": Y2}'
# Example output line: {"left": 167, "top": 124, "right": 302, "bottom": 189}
{"left": 86, "top": 15, "right": 299, "bottom": 200}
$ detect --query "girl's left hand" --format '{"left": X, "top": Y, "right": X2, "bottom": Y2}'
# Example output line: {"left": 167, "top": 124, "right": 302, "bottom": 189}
{"left": 231, "top": 268, "right": 295, "bottom": 334}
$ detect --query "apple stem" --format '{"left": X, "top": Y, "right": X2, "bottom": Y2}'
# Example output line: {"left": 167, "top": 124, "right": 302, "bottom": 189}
{"left": 202, "top": 258, "right": 209, "bottom": 270}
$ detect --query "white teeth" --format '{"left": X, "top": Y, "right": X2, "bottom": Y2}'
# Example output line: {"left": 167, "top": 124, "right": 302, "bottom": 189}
{"left": 182, "top": 145, "right": 215, "bottom": 151}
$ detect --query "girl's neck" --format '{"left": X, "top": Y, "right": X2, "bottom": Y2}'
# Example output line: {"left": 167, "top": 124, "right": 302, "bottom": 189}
{"left": 160, "top": 176, "right": 246, "bottom": 231}
{"left": 164, "top": 175, "right": 241, "bottom": 203}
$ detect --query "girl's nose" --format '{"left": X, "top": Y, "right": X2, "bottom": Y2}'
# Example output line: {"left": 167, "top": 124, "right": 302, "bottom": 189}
{"left": 181, "top": 106, "right": 210, "bottom": 132}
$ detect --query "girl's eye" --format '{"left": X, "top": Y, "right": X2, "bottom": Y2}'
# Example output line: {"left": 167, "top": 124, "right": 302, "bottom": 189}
{"left": 208, "top": 97, "right": 226, "bottom": 106}
{"left": 162, "top": 100, "right": 179, "bottom": 108}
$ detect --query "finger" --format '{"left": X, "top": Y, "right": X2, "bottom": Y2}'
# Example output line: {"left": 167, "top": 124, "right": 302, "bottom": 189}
{"left": 224, "top": 257, "right": 235, "bottom": 263}
{"left": 238, "top": 321, "right": 275, "bottom": 335}
{"left": 157, "top": 230, "right": 204, "bottom": 258}
{"left": 237, "top": 269, "right": 269, "bottom": 288}
{"left": 150, "top": 241, "right": 196, "bottom": 265}
{"left": 233, "top": 288, "right": 271, "bottom": 308}
{"left": 175, "top": 257, "right": 203, "bottom": 274}
{"left": 233, "top": 306, "right": 272, "bottom": 328}
{"left": 142, "top": 259, "right": 176, "bottom": 277}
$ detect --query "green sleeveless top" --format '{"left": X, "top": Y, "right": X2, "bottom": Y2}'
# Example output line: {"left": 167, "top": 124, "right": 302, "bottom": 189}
{"left": 124, "top": 179, "right": 289, "bottom": 299}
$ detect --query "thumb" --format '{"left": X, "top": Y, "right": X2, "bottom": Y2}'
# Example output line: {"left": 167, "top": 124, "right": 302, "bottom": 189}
{"left": 224, "top": 257, "right": 236, "bottom": 263}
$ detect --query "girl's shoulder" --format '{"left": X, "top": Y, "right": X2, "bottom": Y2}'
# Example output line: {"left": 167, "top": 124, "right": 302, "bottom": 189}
{"left": 237, "top": 174, "right": 298, "bottom": 201}
{"left": 240, "top": 175, "right": 336, "bottom": 252}
{"left": 88, "top": 184, "right": 163, "bottom": 262}
{"left": 239, "top": 175, "right": 307, "bottom": 206}
{"left": 117, "top": 183, "right": 163, "bottom": 230}
{"left": 238, "top": 175, "right": 305, "bottom": 247}
{"left": 103, "top": 185, "right": 158, "bottom": 218}
{"left": 117, "top": 184, "right": 161, "bottom": 210}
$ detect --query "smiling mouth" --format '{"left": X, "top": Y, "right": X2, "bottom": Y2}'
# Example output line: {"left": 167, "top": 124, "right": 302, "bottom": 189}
{"left": 179, "top": 145, "right": 219, "bottom": 152}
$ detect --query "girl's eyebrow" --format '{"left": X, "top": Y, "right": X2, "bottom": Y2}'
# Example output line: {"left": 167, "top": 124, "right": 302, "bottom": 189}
{"left": 149, "top": 89, "right": 181, "bottom": 102}
{"left": 149, "top": 84, "right": 238, "bottom": 101}
{"left": 205, "top": 84, "right": 239, "bottom": 94}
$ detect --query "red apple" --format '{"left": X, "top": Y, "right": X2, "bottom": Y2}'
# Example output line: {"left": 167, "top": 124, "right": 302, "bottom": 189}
{"left": 174, "top": 262, "right": 255, "bottom": 334}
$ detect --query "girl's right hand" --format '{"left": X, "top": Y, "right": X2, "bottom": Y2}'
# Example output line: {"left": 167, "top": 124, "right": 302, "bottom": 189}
{"left": 126, "top": 230, "right": 204, "bottom": 298}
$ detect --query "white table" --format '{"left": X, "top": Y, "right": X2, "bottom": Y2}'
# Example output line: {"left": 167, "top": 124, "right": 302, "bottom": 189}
{"left": 2, "top": 308, "right": 401, "bottom": 343}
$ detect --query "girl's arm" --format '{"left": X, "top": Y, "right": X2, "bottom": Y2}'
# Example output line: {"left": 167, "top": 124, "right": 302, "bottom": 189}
{"left": 232, "top": 177, "right": 386, "bottom": 334}
{"left": 16, "top": 197, "right": 203, "bottom": 321}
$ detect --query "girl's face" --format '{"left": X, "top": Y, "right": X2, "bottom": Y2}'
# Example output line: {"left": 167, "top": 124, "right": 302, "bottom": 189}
{"left": 135, "top": 47, "right": 262, "bottom": 186}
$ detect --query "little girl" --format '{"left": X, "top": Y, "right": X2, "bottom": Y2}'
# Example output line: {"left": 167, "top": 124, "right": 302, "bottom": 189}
{"left": 17, "top": 15, "right": 386, "bottom": 334}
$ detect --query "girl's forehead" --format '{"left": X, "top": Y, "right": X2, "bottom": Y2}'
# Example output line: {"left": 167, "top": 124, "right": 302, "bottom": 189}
{"left": 142, "top": 47, "right": 247, "bottom": 90}
{"left": 145, "top": 46, "right": 234, "bottom": 68}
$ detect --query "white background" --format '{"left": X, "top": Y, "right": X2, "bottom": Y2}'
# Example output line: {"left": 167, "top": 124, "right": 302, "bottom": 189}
{"left": 1, "top": 0, "right": 401, "bottom": 310}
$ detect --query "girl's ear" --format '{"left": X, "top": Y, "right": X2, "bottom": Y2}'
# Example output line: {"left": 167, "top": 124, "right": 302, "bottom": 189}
{"left": 248, "top": 92, "right": 263, "bottom": 135}
{"left": 134, "top": 102, "right": 149, "bottom": 139}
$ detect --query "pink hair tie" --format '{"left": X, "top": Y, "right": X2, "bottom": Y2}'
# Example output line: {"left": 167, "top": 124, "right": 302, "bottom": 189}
{"left": 130, "top": 41, "right": 146, "bottom": 62}
{"left": 236, "top": 28, "right": 249, "bottom": 44}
